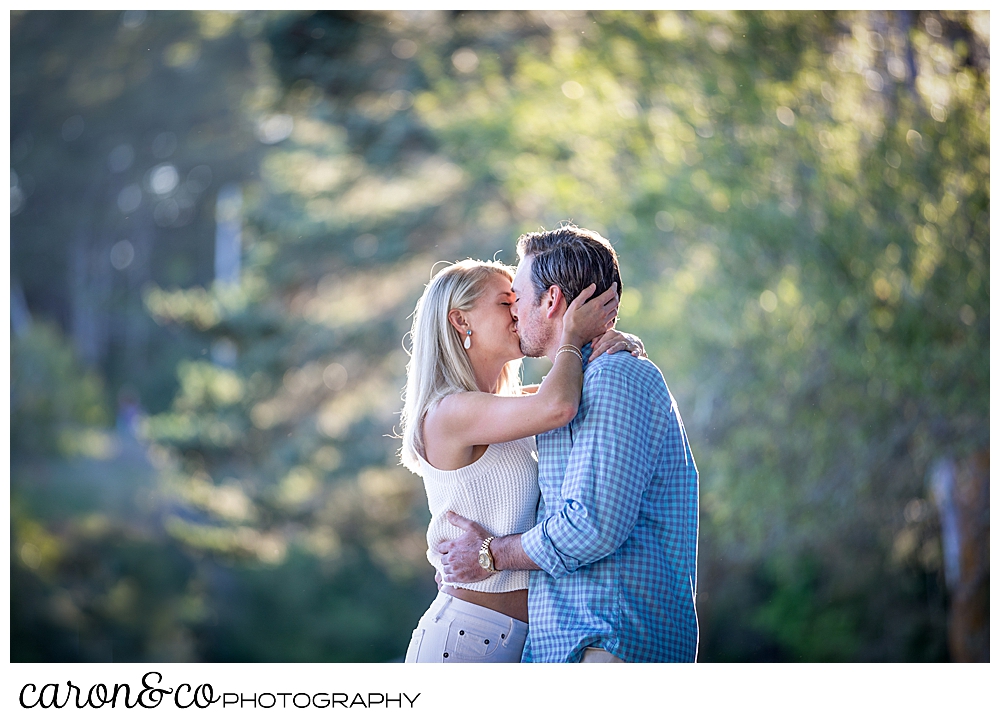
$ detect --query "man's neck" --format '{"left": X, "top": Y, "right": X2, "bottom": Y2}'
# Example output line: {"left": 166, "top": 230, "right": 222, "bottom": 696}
{"left": 543, "top": 320, "right": 565, "bottom": 363}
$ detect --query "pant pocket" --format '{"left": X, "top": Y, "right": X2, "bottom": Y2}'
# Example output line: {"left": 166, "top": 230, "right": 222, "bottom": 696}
{"left": 445, "top": 617, "right": 510, "bottom": 662}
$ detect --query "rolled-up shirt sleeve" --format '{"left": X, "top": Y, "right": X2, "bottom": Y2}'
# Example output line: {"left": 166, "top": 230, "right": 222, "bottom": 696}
{"left": 521, "top": 366, "right": 652, "bottom": 578}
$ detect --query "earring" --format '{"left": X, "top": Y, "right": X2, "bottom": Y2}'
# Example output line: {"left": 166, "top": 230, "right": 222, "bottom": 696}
{"left": 463, "top": 329, "right": 472, "bottom": 349}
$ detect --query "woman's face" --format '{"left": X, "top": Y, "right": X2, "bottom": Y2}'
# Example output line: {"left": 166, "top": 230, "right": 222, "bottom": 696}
{"left": 462, "top": 273, "right": 522, "bottom": 367}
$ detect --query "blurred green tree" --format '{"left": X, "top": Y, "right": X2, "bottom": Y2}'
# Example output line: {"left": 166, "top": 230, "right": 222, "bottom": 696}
{"left": 10, "top": 10, "right": 262, "bottom": 412}
{"left": 10, "top": 9, "right": 267, "bottom": 663}
{"left": 11, "top": 322, "right": 112, "bottom": 457}
{"left": 139, "top": 10, "right": 451, "bottom": 661}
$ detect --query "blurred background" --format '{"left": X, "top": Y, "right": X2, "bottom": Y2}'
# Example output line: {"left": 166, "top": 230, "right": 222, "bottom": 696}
{"left": 10, "top": 10, "right": 988, "bottom": 662}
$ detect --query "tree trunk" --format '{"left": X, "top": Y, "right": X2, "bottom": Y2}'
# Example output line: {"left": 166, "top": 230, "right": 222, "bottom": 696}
{"left": 930, "top": 450, "right": 990, "bottom": 662}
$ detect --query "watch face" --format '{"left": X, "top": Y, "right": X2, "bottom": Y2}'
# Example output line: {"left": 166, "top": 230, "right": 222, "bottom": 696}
{"left": 479, "top": 551, "right": 490, "bottom": 569}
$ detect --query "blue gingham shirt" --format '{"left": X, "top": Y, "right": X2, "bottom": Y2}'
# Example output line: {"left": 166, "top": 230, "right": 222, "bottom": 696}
{"left": 520, "top": 346, "right": 699, "bottom": 662}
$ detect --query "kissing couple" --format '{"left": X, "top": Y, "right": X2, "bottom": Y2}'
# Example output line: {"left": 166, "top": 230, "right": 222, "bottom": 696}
{"left": 399, "top": 223, "right": 699, "bottom": 663}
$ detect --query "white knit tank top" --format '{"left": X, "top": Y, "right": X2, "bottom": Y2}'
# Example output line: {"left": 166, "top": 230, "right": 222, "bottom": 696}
{"left": 418, "top": 436, "right": 539, "bottom": 593}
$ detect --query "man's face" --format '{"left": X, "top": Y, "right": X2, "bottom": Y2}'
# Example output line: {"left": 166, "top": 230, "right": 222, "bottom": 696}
{"left": 511, "top": 255, "right": 550, "bottom": 358}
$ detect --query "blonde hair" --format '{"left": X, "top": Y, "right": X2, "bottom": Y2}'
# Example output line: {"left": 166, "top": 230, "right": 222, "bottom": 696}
{"left": 399, "top": 259, "right": 522, "bottom": 474}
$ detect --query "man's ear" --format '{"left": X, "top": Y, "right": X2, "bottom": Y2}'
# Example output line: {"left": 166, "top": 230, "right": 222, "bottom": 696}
{"left": 447, "top": 309, "right": 468, "bottom": 334}
{"left": 543, "top": 285, "right": 567, "bottom": 320}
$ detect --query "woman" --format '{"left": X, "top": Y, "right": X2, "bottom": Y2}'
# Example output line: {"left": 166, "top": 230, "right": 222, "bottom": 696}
{"left": 399, "top": 259, "right": 642, "bottom": 663}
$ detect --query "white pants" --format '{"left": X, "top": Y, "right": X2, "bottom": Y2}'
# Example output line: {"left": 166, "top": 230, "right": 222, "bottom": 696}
{"left": 404, "top": 591, "right": 528, "bottom": 663}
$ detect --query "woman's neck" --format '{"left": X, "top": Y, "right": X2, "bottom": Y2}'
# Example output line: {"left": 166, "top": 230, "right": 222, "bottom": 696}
{"left": 473, "top": 359, "right": 506, "bottom": 394}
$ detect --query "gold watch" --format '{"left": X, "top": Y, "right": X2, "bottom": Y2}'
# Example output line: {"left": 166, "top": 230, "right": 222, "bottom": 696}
{"left": 478, "top": 536, "right": 496, "bottom": 574}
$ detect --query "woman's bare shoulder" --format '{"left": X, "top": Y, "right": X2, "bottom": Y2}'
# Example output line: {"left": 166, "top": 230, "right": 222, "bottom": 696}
{"left": 424, "top": 391, "right": 480, "bottom": 429}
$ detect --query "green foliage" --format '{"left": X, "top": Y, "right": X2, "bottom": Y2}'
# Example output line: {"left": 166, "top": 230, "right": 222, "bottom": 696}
{"left": 751, "top": 558, "right": 863, "bottom": 662}
{"left": 11, "top": 490, "right": 201, "bottom": 662}
{"left": 200, "top": 551, "right": 436, "bottom": 662}
{"left": 11, "top": 323, "right": 113, "bottom": 456}
{"left": 11, "top": 349, "right": 196, "bottom": 664}
{"left": 135, "top": 10, "right": 466, "bottom": 658}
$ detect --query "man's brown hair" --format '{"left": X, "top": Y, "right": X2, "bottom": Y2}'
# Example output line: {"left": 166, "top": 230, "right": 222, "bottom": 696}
{"left": 516, "top": 223, "right": 622, "bottom": 305}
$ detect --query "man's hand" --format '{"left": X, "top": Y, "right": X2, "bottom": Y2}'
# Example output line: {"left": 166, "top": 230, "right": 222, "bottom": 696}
{"left": 435, "top": 511, "right": 493, "bottom": 584}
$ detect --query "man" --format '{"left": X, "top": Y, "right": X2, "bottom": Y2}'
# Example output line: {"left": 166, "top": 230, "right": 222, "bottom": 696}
{"left": 438, "top": 224, "right": 699, "bottom": 663}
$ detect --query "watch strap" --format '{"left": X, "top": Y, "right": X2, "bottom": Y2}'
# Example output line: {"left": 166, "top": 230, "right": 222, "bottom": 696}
{"left": 479, "top": 535, "right": 496, "bottom": 573}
